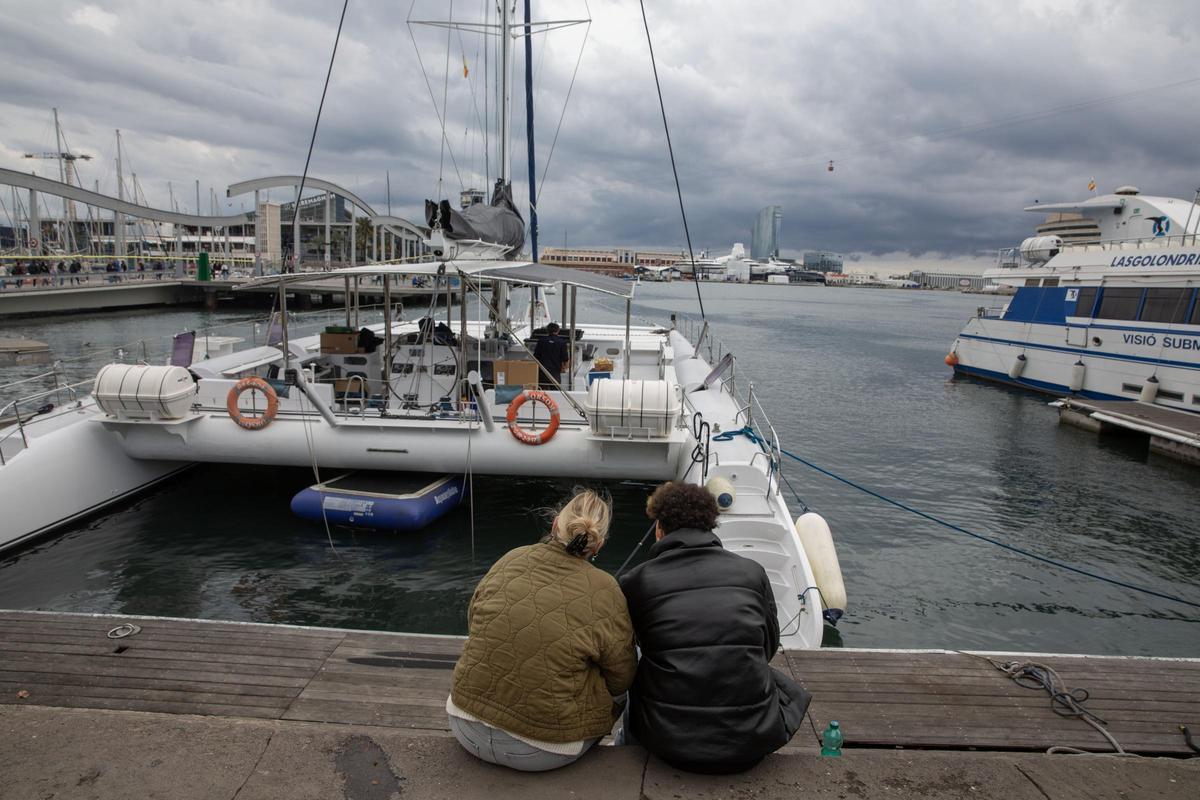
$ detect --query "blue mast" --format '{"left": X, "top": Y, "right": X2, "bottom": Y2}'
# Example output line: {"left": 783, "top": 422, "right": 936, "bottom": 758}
{"left": 523, "top": 0, "right": 538, "bottom": 261}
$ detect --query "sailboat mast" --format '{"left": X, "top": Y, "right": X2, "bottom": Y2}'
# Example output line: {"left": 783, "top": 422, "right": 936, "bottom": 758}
{"left": 499, "top": 0, "right": 512, "bottom": 184}
{"left": 523, "top": 0, "right": 538, "bottom": 261}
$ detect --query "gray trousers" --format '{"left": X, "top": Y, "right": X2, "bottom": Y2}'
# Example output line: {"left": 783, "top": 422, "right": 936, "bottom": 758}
{"left": 448, "top": 715, "right": 598, "bottom": 772}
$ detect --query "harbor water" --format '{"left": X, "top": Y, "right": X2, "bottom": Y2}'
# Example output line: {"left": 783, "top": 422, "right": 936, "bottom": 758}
{"left": 0, "top": 283, "right": 1196, "bottom": 656}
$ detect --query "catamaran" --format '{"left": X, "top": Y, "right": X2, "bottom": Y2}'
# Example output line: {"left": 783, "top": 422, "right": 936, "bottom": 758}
{"left": 948, "top": 186, "right": 1200, "bottom": 410}
{"left": 0, "top": 2, "right": 847, "bottom": 651}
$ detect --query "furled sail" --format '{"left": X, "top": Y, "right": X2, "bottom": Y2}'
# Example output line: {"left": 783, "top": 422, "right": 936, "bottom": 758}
{"left": 425, "top": 179, "right": 525, "bottom": 257}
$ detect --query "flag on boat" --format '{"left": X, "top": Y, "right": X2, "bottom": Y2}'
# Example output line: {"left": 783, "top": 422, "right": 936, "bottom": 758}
{"left": 463, "top": 56, "right": 469, "bottom": 78}
{"left": 1088, "top": 177, "right": 1097, "bottom": 192}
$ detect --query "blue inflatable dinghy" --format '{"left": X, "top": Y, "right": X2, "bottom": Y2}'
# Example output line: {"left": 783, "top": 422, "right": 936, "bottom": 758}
{"left": 290, "top": 471, "right": 467, "bottom": 531}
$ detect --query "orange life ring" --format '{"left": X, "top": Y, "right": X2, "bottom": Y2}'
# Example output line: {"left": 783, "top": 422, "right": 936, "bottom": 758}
{"left": 226, "top": 376, "right": 278, "bottom": 431}
{"left": 506, "top": 389, "right": 560, "bottom": 446}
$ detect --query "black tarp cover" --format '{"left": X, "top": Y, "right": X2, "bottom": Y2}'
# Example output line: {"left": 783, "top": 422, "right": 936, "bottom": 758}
{"left": 425, "top": 180, "right": 525, "bottom": 257}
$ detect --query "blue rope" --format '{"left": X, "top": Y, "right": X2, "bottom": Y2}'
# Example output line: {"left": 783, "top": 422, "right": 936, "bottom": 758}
{"left": 713, "top": 425, "right": 767, "bottom": 447}
{"left": 775, "top": 444, "right": 1198, "bottom": 610}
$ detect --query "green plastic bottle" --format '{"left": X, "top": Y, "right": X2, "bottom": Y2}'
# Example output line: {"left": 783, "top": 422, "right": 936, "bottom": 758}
{"left": 821, "top": 720, "right": 843, "bottom": 756}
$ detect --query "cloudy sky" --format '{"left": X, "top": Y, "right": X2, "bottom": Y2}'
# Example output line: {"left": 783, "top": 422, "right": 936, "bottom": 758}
{"left": 1, "top": 0, "right": 1198, "bottom": 272}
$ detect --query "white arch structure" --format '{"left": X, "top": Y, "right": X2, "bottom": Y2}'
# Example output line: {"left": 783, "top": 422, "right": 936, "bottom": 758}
{"left": 227, "top": 177, "right": 427, "bottom": 271}
{"left": 0, "top": 167, "right": 429, "bottom": 272}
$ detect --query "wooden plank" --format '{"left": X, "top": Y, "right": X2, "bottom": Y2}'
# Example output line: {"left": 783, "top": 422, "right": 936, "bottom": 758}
{"left": 0, "top": 640, "right": 330, "bottom": 669}
{"left": 0, "top": 615, "right": 345, "bottom": 645}
{"left": 0, "top": 672, "right": 297, "bottom": 699}
{"left": 0, "top": 679, "right": 293, "bottom": 710}
{"left": 0, "top": 693, "right": 283, "bottom": 720}
{"left": 0, "top": 628, "right": 344, "bottom": 659}
{"left": 0, "top": 650, "right": 318, "bottom": 682}
{"left": 0, "top": 659, "right": 311, "bottom": 689}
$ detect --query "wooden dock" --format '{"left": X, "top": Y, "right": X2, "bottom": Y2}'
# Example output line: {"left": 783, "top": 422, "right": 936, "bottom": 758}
{"left": 1058, "top": 398, "right": 1200, "bottom": 465}
{"left": 1, "top": 610, "right": 1197, "bottom": 798}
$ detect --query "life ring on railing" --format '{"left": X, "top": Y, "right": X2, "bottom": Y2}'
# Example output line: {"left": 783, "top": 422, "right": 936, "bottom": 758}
{"left": 506, "top": 390, "right": 560, "bottom": 445}
{"left": 226, "top": 376, "right": 278, "bottom": 431}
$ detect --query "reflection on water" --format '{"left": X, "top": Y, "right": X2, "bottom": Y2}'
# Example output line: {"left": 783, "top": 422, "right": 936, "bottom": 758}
{"left": 1, "top": 284, "right": 1197, "bottom": 656}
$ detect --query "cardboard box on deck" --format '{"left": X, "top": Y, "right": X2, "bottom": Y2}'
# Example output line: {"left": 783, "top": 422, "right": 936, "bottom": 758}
{"left": 320, "top": 332, "right": 360, "bottom": 355}
{"left": 494, "top": 359, "right": 540, "bottom": 388}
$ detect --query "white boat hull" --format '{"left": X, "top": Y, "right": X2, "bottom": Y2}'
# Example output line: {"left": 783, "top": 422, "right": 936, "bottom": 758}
{"left": 0, "top": 400, "right": 189, "bottom": 552}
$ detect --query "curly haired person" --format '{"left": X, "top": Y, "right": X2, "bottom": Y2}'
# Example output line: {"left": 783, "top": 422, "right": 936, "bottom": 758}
{"left": 618, "top": 481, "right": 812, "bottom": 773}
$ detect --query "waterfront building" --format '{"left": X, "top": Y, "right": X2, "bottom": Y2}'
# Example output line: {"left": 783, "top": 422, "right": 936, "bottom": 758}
{"left": 751, "top": 205, "right": 782, "bottom": 261}
{"left": 909, "top": 270, "right": 989, "bottom": 291}
{"left": 803, "top": 251, "right": 844, "bottom": 273}
{"left": 540, "top": 246, "right": 684, "bottom": 274}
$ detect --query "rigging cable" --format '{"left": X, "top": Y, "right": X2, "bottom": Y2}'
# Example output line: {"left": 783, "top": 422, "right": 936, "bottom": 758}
{"left": 775, "top": 441, "right": 1199, "bottom": 610}
{"left": 287, "top": 0, "right": 350, "bottom": 560}
{"left": 714, "top": 427, "right": 1199, "bottom": 610}
{"left": 290, "top": 0, "right": 349, "bottom": 256}
{"left": 638, "top": 0, "right": 703, "bottom": 319}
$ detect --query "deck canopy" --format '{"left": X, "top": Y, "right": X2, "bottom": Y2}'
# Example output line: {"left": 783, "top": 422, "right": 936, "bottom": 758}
{"left": 236, "top": 260, "right": 634, "bottom": 298}
{"left": 475, "top": 263, "right": 634, "bottom": 299}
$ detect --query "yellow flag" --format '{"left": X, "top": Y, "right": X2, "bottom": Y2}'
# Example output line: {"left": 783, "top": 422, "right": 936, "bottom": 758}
{"left": 1088, "top": 177, "right": 1096, "bottom": 192}
{"left": 463, "top": 57, "right": 469, "bottom": 78}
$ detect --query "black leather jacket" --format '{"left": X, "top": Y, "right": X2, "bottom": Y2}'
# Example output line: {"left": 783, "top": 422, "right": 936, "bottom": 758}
{"left": 619, "top": 528, "right": 810, "bottom": 773}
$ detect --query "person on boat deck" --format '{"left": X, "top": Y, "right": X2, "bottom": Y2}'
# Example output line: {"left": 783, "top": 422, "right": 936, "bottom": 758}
{"left": 533, "top": 322, "right": 570, "bottom": 388}
{"left": 447, "top": 489, "right": 637, "bottom": 772}
{"left": 619, "top": 481, "right": 811, "bottom": 774}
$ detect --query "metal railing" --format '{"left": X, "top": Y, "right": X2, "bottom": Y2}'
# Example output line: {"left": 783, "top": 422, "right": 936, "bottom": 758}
{"left": 674, "top": 315, "right": 783, "bottom": 496}
{"left": 995, "top": 231, "right": 1200, "bottom": 269}
{"left": 0, "top": 377, "right": 93, "bottom": 466}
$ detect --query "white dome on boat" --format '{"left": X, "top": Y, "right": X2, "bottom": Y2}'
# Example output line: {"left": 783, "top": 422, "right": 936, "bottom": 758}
{"left": 1114, "top": 185, "right": 1140, "bottom": 196}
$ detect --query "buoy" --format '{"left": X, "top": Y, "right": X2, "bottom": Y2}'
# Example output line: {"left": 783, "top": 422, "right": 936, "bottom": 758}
{"left": 795, "top": 512, "right": 847, "bottom": 625}
{"left": 944, "top": 351, "right": 959, "bottom": 367}
{"left": 227, "top": 376, "right": 278, "bottom": 431}
{"left": 827, "top": 160, "right": 834, "bottom": 172}
{"left": 1140, "top": 375, "right": 1159, "bottom": 404}
{"left": 705, "top": 476, "right": 736, "bottom": 511}
{"left": 1069, "top": 360, "right": 1086, "bottom": 393}
{"left": 506, "top": 389, "right": 560, "bottom": 445}
{"left": 1008, "top": 353, "right": 1027, "bottom": 380}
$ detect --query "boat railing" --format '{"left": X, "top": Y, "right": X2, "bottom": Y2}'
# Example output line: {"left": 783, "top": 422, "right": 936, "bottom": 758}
{"left": 977, "top": 306, "right": 1006, "bottom": 319}
{"left": 0, "top": 378, "right": 93, "bottom": 466}
{"left": 675, "top": 315, "right": 782, "bottom": 496}
{"left": 995, "top": 231, "right": 1200, "bottom": 269}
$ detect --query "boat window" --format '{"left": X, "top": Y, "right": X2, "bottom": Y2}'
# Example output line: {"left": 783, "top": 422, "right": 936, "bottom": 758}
{"left": 1191, "top": 293, "right": 1200, "bottom": 325}
{"left": 1140, "top": 288, "right": 1191, "bottom": 323}
{"left": 1025, "top": 278, "right": 1040, "bottom": 287}
{"left": 1159, "top": 388, "right": 1184, "bottom": 402}
{"left": 1096, "top": 288, "right": 1143, "bottom": 320}
{"left": 1074, "top": 287, "right": 1098, "bottom": 317}
{"left": 1042, "top": 277, "right": 1059, "bottom": 287}
{"left": 1121, "top": 382, "right": 1141, "bottom": 394}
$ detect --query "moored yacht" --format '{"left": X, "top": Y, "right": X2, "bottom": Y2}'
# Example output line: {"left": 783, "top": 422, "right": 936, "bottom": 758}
{"left": 948, "top": 186, "right": 1200, "bottom": 410}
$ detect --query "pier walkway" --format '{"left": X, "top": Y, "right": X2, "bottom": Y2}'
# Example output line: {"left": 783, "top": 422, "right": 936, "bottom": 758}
{"left": 0, "top": 273, "right": 449, "bottom": 316}
{"left": 1, "top": 610, "right": 1197, "bottom": 798}
{"left": 1058, "top": 398, "right": 1200, "bottom": 465}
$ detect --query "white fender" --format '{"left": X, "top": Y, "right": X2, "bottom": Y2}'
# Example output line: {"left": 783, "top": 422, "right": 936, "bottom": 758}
{"left": 1008, "top": 353, "right": 1027, "bottom": 380}
{"left": 705, "top": 476, "right": 736, "bottom": 511}
{"left": 1069, "top": 360, "right": 1086, "bottom": 393}
{"left": 795, "top": 512, "right": 847, "bottom": 622}
{"left": 1140, "top": 375, "right": 1159, "bottom": 404}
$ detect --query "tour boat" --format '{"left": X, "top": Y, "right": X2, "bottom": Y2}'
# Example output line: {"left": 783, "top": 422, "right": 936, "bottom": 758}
{"left": 948, "top": 186, "right": 1200, "bottom": 410}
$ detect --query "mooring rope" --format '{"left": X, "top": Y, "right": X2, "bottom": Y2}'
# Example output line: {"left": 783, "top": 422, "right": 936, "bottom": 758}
{"left": 773, "top": 441, "right": 1199, "bottom": 609}
{"left": 707, "top": 425, "right": 1198, "bottom": 610}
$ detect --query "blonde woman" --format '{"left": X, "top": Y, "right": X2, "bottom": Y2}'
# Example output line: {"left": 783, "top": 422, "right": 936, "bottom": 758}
{"left": 447, "top": 489, "right": 637, "bottom": 771}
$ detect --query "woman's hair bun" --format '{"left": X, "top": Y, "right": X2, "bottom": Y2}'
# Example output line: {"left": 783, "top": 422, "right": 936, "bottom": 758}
{"left": 550, "top": 489, "right": 612, "bottom": 558}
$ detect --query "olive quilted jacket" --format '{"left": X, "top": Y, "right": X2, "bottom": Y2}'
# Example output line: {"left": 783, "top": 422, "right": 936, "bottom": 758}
{"left": 451, "top": 541, "right": 638, "bottom": 742}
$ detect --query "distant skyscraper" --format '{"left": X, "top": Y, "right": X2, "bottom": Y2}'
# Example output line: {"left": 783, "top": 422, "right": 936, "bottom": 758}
{"left": 750, "top": 206, "right": 782, "bottom": 261}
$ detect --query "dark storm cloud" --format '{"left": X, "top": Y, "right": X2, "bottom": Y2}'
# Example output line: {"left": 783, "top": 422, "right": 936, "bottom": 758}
{"left": 1, "top": 0, "right": 1197, "bottom": 270}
